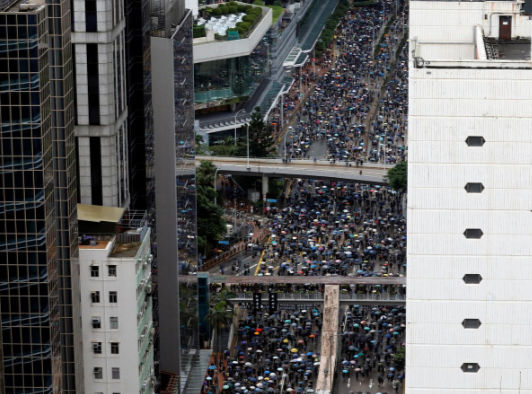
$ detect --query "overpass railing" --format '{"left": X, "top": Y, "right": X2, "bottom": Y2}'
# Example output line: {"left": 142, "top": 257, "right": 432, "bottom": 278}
{"left": 230, "top": 292, "right": 405, "bottom": 301}
{"left": 196, "top": 155, "right": 395, "bottom": 169}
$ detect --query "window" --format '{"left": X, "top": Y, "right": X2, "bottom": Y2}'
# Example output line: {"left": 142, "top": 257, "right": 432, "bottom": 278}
{"left": 463, "top": 274, "right": 483, "bottom": 284}
{"left": 91, "top": 265, "right": 99, "bottom": 277}
{"left": 109, "top": 291, "right": 118, "bottom": 303}
{"left": 464, "top": 183, "right": 484, "bottom": 193}
{"left": 110, "top": 317, "right": 119, "bottom": 329}
{"left": 91, "top": 291, "right": 100, "bottom": 303}
{"left": 112, "top": 367, "right": 120, "bottom": 379}
{"left": 465, "top": 136, "right": 485, "bottom": 147}
{"left": 92, "top": 316, "right": 101, "bottom": 329}
{"left": 92, "top": 342, "right": 102, "bottom": 354}
{"left": 85, "top": 0, "right": 97, "bottom": 32}
{"left": 461, "top": 363, "right": 480, "bottom": 373}
{"left": 462, "top": 319, "right": 482, "bottom": 329}
{"left": 94, "top": 367, "right": 103, "bottom": 379}
{"left": 464, "top": 229, "right": 483, "bottom": 239}
{"left": 108, "top": 265, "right": 117, "bottom": 277}
{"left": 111, "top": 342, "right": 119, "bottom": 354}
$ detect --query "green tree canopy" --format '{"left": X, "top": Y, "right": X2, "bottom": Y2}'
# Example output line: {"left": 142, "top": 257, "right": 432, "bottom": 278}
{"left": 196, "top": 185, "right": 226, "bottom": 253}
{"left": 385, "top": 161, "right": 407, "bottom": 191}
{"left": 197, "top": 160, "right": 218, "bottom": 187}
{"left": 244, "top": 106, "right": 274, "bottom": 158}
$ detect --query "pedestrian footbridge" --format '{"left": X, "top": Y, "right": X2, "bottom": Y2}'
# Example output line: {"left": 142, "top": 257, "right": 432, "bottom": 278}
{"left": 231, "top": 292, "right": 406, "bottom": 305}
{"left": 195, "top": 156, "right": 390, "bottom": 184}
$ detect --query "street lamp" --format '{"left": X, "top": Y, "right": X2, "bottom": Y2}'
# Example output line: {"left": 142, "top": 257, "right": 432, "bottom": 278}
{"left": 214, "top": 166, "right": 220, "bottom": 206}
{"left": 234, "top": 109, "right": 246, "bottom": 146}
{"left": 246, "top": 123, "right": 250, "bottom": 169}
{"left": 279, "top": 84, "right": 291, "bottom": 160}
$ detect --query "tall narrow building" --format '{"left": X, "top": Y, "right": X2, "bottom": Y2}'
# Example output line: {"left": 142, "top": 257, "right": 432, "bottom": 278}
{"left": 0, "top": 0, "right": 82, "bottom": 392}
{"left": 407, "top": 0, "right": 532, "bottom": 392}
{"left": 72, "top": 0, "right": 130, "bottom": 208}
{"left": 151, "top": 0, "right": 199, "bottom": 391}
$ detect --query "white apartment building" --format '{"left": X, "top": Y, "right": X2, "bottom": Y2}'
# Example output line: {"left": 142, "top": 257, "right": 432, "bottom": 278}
{"left": 78, "top": 205, "right": 155, "bottom": 394}
{"left": 407, "top": 0, "right": 532, "bottom": 393}
{"left": 72, "top": 0, "right": 130, "bottom": 207}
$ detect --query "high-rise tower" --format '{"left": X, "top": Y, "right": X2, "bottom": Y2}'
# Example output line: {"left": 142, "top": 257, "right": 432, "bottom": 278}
{"left": 407, "top": 0, "right": 532, "bottom": 392}
{"left": 0, "top": 0, "right": 82, "bottom": 392}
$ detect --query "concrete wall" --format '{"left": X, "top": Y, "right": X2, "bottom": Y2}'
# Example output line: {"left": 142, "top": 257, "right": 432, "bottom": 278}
{"left": 407, "top": 55, "right": 532, "bottom": 393}
{"left": 79, "top": 233, "right": 154, "bottom": 394}
{"left": 151, "top": 35, "right": 181, "bottom": 378}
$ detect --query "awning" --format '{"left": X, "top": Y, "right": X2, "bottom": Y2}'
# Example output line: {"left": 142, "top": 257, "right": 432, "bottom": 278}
{"left": 78, "top": 204, "right": 125, "bottom": 223}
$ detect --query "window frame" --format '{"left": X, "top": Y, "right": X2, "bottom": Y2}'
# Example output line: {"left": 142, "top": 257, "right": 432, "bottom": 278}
{"left": 108, "top": 264, "right": 117, "bottom": 277}
{"left": 90, "top": 265, "right": 100, "bottom": 277}
{"left": 110, "top": 342, "right": 120, "bottom": 354}
{"left": 111, "top": 367, "right": 120, "bottom": 380}
{"left": 110, "top": 316, "right": 119, "bottom": 329}
{"left": 109, "top": 291, "right": 118, "bottom": 303}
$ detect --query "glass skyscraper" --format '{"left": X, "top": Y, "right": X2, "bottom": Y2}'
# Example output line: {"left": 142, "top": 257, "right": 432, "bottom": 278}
{"left": 0, "top": 3, "right": 62, "bottom": 393}
{"left": 0, "top": 0, "right": 81, "bottom": 392}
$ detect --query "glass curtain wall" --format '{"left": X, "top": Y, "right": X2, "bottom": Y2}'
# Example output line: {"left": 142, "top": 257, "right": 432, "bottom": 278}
{"left": 0, "top": 8, "right": 62, "bottom": 393}
{"left": 194, "top": 38, "right": 270, "bottom": 107}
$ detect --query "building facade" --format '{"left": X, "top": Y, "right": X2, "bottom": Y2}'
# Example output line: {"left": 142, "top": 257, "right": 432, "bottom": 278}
{"left": 0, "top": 0, "right": 82, "bottom": 392}
{"left": 407, "top": 0, "right": 532, "bottom": 392}
{"left": 151, "top": 0, "right": 199, "bottom": 391}
{"left": 79, "top": 220, "right": 154, "bottom": 394}
{"left": 72, "top": 0, "right": 130, "bottom": 208}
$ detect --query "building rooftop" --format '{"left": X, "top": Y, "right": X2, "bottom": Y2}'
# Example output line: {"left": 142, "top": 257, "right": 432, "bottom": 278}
{"left": 2, "top": 0, "right": 45, "bottom": 13}
{"left": 110, "top": 241, "right": 144, "bottom": 258}
{"left": 485, "top": 38, "right": 531, "bottom": 60}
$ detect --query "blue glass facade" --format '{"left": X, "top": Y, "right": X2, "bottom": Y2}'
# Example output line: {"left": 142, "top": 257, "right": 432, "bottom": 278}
{"left": 0, "top": 6, "right": 62, "bottom": 393}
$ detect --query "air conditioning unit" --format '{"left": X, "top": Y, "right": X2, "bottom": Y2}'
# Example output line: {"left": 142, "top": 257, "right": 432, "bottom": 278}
{"left": 149, "top": 254, "right": 153, "bottom": 261}
{"left": 143, "top": 261, "right": 148, "bottom": 267}
{"left": 140, "top": 279, "right": 145, "bottom": 286}
{"left": 146, "top": 285, "right": 152, "bottom": 294}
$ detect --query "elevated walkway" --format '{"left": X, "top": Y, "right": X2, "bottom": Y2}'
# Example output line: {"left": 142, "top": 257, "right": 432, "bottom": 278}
{"left": 299, "top": 0, "right": 341, "bottom": 52}
{"left": 195, "top": 156, "right": 390, "bottom": 184}
{"left": 316, "top": 285, "right": 340, "bottom": 394}
{"left": 231, "top": 292, "right": 406, "bottom": 305}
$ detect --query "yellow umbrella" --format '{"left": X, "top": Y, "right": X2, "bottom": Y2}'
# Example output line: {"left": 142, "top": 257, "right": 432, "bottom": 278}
{"left": 283, "top": 339, "right": 289, "bottom": 343}
{"left": 291, "top": 348, "right": 299, "bottom": 353}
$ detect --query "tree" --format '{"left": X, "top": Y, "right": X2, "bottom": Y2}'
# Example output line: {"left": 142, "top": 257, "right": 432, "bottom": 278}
{"left": 393, "top": 346, "right": 406, "bottom": 371}
{"left": 211, "top": 287, "right": 238, "bottom": 307}
{"left": 205, "top": 301, "right": 235, "bottom": 354}
{"left": 385, "top": 161, "right": 407, "bottom": 191}
{"left": 241, "top": 106, "right": 274, "bottom": 158}
{"left": 196, "top": 185, "right": 226, "bottom": 253}
{"left": 197, "top": 160, "right": 218, "bottom": 187}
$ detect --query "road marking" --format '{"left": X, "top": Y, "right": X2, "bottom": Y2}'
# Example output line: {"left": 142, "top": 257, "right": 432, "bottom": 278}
{"left": 369, "top": 379, "right": 373, "bottom": 389}
{"left": 254, "top": 238, "right": 270, "bottom": 276}
{"left": 347, "top": 378, "right": 350, "bottom": 388}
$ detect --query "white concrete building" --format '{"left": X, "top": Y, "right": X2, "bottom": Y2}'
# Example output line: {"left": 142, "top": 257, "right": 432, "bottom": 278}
{"left": 407, "top": 0, "right": 532, "bottom": 393}
{"left": 72, "top": 0, "right": 130, "bottom": 207}
{"left": 78, "top": 205, "right": 154, "bottom": 394}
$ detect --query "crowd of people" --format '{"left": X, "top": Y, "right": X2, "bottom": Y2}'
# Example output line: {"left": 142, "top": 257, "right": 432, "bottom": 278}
{"left": 338, "top": 304, "right": 406, "bottom": 393}
{"left": 272, "top": 3, "right": 409, "bottom": 168}
{"left": 202, "top": 306, "right": 324, "bottom": 394}
{"left": 367, "top": 39, "right": 409, "bottom": 165}
{"left": 252, "top": 179, "right": 406, "bottom": 278}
